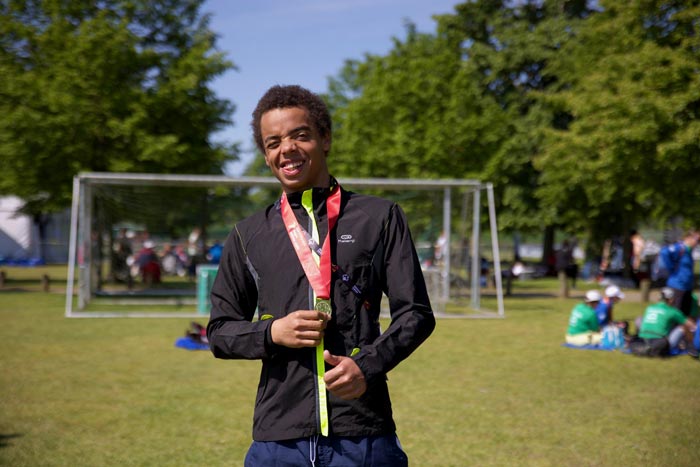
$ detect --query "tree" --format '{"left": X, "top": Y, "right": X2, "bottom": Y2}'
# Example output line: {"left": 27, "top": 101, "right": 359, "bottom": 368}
{"left": 326, "top": 22, "right": 507, "bottom": 235}
{"left": 0, "top": 0, "right": 236, "bottom": 217}
{"left": 536, "top": 0, "right": 700, "bottom": 247}
{"left": 329, "top": 22, "right": 503, "bottom": 181}
{"left": 436, "top": 1, "right": 596, "bottom": 238}
{"left": 328, "top": 1, "right": 596, "bottom": 261}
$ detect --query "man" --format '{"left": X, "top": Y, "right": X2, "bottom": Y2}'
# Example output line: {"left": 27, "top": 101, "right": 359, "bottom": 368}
{"left": 594, "top": 285, "right": 628, "bottom": 348}
{"left": 661, "top": 230, "right": 699, "bottom": 316}
{"left": 595, "top": 285, "right": 625, "bottom": 326}
{"left": 555, "top": 238, "right": 578, "bottom": 291}
{"left": 565, "top": 290, "right": 602, "bottom": 346}
{"left": 207, "top": 85, "right": 435, "bottom": 466}
{"left": 629, "top": 230, "right": 645, "bottom": 283}
{"left": 635, "top": 287, "right": 697, "bottom": 357}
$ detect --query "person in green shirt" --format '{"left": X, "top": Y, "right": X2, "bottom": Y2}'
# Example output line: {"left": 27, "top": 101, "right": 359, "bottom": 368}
{"left": 565, "top": 290, "right": 603, "bottom": 346}
{"left": 636, "top": 287, "right": 697, "bottom": 357}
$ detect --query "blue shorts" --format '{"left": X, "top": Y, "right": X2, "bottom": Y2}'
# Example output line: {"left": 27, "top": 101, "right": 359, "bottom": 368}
{"left": 244, "top": 433, "right": 408, "bottom": 467}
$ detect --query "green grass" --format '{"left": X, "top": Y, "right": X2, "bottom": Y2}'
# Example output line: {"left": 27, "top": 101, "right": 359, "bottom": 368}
{"left": 1, "top": 268, "right": 699, "bottom": 466}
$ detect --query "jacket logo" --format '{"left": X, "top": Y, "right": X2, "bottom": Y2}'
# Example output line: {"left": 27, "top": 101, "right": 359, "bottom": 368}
{"left": 338, "top": 234, "right": 355, "bottom": 244}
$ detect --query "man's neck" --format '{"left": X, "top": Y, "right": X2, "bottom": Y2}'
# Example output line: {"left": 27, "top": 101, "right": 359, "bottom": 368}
{"left": 283, "top": 176, "right": 332, "bottom": 195}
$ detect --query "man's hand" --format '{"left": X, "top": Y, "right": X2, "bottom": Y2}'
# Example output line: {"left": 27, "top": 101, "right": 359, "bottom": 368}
{"left": 270, "top": 310, "right": 329, "bottom": 348}
{"left": 323, "top": 350, "right": 367, "bottom": 400}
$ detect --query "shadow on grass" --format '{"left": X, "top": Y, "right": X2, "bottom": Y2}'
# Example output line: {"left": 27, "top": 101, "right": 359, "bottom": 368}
{"left": 0, "top": 433, "right": 22, "bottom": 448}
{"left": 458, "top": 290, "right": 559, "bottom": 299}
{"left": 501, "top": 291, "right": 557, "bottom": 299}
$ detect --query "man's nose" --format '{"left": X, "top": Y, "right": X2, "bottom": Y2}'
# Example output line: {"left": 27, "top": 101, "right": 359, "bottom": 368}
{"left": 280, "top": 138, "right": 297, "bottom": 153}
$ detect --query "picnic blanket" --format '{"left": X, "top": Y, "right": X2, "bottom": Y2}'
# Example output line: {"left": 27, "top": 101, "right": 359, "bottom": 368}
{"left": 175, "top": 321, "right": 209, "bottom": 350}
{"left": 561, "top": 343, "right": 615, "bottom": 351}
{"left": 561, "top": 342, "right": 688, "bottom": 356}
{"left": 175, "top": 335, "right": 210, "bottom": 351}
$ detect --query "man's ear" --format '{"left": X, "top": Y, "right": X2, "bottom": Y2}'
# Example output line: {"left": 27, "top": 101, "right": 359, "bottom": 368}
{"left": 323, "top": 136, "right": 331, "bottom": 155}
{"left": 263, "top": 153, "right": 271, "bottom": 167}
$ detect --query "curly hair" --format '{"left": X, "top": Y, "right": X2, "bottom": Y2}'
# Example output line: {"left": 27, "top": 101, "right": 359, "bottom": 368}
{"left": 251, "top": 85, "right": 332, "bottom": 154}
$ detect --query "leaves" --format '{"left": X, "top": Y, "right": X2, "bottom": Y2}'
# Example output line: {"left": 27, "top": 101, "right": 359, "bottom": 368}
{"left": 328, "top": 0, "right": 700, "bottom": 245}
{"left": 0, "top": 0, "right": 236, "bottom": 215}
{"left": 537, "top": 0, "right": 700, "bottom": 237}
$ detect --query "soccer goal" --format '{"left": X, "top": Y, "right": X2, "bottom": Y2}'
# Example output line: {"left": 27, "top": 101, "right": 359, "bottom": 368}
{"left": 65, "top": 172, "right": 504, "bottom": 318}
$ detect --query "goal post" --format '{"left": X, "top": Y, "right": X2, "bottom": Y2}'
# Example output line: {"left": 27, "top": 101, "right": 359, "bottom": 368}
{"left": 65, "top": 172, "right": 504, "bottom": 318}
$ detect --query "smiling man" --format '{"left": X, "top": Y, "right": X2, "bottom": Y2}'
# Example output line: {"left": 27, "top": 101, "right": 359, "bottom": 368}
{"left": 260, "top": 105, "right": 330, "bottom": 193}
{"left": 207, "top": 85, "right": 435, "bottom": 466}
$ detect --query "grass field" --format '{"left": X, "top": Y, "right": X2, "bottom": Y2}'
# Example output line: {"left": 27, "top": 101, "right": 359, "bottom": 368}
{"left": 1, "top": 265, "right": 699, "bottom": 466}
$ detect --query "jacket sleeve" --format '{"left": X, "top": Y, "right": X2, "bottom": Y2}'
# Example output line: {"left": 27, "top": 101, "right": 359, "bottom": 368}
{"left": 207, "top": 226, "right": 278, "bottom": 360}
{"left": 353, "top": 204, "right": 435, "bottom": 385}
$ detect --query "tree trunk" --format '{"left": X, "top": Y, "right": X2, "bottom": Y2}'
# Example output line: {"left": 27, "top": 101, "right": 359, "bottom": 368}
{"left": 542, "top": 226, "right": 555, "bottom": 276}
{"left": 33, "top": 213, "right": 49, "bottom": 263}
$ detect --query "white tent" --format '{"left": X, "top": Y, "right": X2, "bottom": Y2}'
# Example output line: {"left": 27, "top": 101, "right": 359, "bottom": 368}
{"left": 0, "top": 196, "right": 70, "bottom": 264}
{"left": 0, "top": 196, "right": 40, "bottom": 262}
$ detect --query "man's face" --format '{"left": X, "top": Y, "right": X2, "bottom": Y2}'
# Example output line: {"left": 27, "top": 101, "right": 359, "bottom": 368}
{"left": 260, "top": 106, "right": 330, "bottom": 193}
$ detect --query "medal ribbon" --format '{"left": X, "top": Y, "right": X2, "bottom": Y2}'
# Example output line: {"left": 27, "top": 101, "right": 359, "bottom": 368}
{"left": 293, "top": 219, "right": 369, "bottom": 308}
{"left": 279, "top": 184, "right": 341, "bottom": 436}
{"left": 280, "top": 186, "right": 341, "bottom": 302}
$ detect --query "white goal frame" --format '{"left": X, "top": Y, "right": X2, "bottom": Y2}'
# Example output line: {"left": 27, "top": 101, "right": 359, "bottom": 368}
{"left": 65, "top": 172, "right": 504, "bottom": 318}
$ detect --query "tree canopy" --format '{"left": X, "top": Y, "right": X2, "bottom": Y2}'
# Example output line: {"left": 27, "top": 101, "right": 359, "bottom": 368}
{"left": 0, "top": 0, "right": 236, "bottom": 215}
{"left": 327, "top": 0, "right": 700, "bottom": 248}
{"left": 536, "top": 0, "right": 700, "bottom": 242}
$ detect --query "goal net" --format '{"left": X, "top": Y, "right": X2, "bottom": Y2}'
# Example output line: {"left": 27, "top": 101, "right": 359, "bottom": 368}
{"left": 65, "top": 172, "right": 504, "bottom": 318}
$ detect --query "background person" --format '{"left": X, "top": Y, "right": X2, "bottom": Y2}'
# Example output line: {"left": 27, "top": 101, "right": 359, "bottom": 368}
{"left": 634, "top": 287, "right": 697, "bottom": 357}
{"left": 565, "top": 290, "right": 602, "bottom": 346}
{"left": 661, "top": 230, "right": 699, "bottom": 316}
{"left": 134, "top": 240, "right": 161, "bottom": 284}
{"left": 629, "top": 229, "right": 645, "bottom": 286}
{"left": 596, "top": 285, "right": 628, "bottom": 348}
{"left": 111, "top": 227, "right": 132, "bottom": 283}
{"left": 555, "top": 238, "right": 577, "bottom": 296}
{"left": 595, "top": 284, "right": 629, "bottom": 335}
{"left": 207, "top": 85, "right": 435, "bottom": 466}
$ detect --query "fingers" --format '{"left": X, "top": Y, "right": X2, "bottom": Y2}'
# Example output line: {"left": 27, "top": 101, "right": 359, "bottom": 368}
{"left": 323, "top": 349, "right": 342, "bottom": 366}
{"left": 270, "top": 310, "right": 329, "bottom": 348}
{"left": 295, "top": 310, "right": 331, "bottom": 322}
{"left": 323, "top": 351, "right": 367, "bottom": 400}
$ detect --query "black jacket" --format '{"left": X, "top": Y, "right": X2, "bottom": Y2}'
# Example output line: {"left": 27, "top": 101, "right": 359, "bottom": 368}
{"left": 207, "top": 182, "right": 435, "bottom": 441}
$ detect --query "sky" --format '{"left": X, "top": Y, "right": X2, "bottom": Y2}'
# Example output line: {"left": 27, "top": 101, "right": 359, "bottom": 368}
{"left": 203, "top": 0, "right": 462, "bottom": 175}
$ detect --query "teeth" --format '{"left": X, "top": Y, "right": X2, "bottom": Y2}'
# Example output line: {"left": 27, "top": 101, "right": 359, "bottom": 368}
{"left": 284, "top": 161, "right": 303, "bottom": 169}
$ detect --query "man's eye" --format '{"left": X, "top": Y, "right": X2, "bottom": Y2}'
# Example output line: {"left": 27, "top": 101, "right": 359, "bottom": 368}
{"left": 295, "top": 132, "right": 309, "bottom": 140}
{"left": 266, "top": 141, "right": 279, "bottom": 149}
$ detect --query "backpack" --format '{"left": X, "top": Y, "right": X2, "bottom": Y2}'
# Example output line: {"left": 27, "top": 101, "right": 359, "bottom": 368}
{"left": 600, "top": 324, "right": 625, "bottom": 349}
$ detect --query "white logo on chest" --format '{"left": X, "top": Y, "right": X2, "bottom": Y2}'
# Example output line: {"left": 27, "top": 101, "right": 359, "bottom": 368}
{"left": 338, "top": 234, "right": 355, "bottom": 244}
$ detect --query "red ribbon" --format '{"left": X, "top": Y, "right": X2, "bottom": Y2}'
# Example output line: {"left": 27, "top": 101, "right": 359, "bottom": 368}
{"left": 280, "top": 186, "right": 341, "bottom": 301}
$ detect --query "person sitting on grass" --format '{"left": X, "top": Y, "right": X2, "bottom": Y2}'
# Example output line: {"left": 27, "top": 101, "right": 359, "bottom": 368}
{"left": 633, "top": 287, "right": 698, "bottom": 358}
{"left": 595, "top": 285, "right": 625, "bottom": 326}
{"left": 565, "top": 290, "right": 602, "bottom": 346}
{"left": 596, "top": 284, "right": 630, "bottom": 338}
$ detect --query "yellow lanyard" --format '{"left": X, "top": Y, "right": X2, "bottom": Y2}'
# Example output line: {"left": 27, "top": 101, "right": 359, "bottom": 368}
{"left": 301, "top": 189, "right": 329, "bottom": 436}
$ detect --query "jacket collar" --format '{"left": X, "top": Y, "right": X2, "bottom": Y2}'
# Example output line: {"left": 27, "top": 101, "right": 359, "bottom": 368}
{"left": 285, "top": 176, "right": 338, "bottom": 207}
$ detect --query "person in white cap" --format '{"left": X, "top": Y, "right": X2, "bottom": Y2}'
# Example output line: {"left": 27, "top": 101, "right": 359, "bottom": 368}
{"left": 595, "top": 285, "right": 625, "bottom": 326}
{"left": 565, "top": 290, "right": 603, "bottom": 346}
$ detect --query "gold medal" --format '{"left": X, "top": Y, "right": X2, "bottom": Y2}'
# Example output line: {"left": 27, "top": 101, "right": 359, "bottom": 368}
{"left": 315, "top": 298, "right": 331, "bottom": 315}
